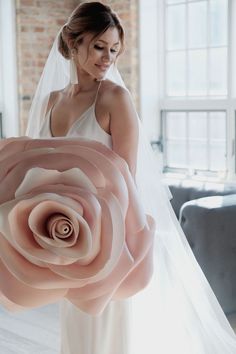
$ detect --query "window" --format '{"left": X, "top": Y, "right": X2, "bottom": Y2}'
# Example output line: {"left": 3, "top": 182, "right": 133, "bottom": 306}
{"left": 163, "top": 0, "right": 231, "bottom": 178}
{"left": 163, "top": 110, "right": 226, "bottom": 176}
{"left": 166, "top": 0, "right": 227, "bottom": 98}
{"left": 139, "top": 0, "right": 236, "bottom": 180}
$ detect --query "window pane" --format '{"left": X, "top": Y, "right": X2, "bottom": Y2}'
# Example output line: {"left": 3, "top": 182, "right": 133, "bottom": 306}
{"left": 209, "top": 112, "right": 226, "bottom": 140}
{"left": 189, "top": 141, "right": 208, "bottom": 169}
{"left": 189, "top": 1, "right": 207, "bottom": 48}
{"left": 209, "top": 142, "right": 226, "bottom": 170}
{"left": 166, "top": 141, "right": 187, "bottom": 168}
{"left": 209, "top": 0, "right": 228, "bottom": 47}
{"left": 209, "top": 112, "right": 226, "bottom": 171}
{"left": 167, "top": 4, "right": 186, "bottom": 50}
{"left": 163, "top": 111, "right": 226, "bottom": 174}
{"left": 209, "top": 47, "right": 227, "bottom": 95}
{"left": 166, "top": 112, "right": 186, "bottom": 139}
{"left": 189, "top": 112, "right": 207, "bottom": 140}
{"left": 167, "top": 51, "right": 186, "bottom": 96}
{"left": 188, "top": 50, "right": 207, "bottom": 96}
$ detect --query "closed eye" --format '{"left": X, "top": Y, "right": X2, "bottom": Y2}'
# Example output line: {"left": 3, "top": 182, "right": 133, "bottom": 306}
{"left": 94, "top": 44, "right": 118, "bottom": 53}
{"left": 94, "top": 44, "right": 103, "bottom": 50}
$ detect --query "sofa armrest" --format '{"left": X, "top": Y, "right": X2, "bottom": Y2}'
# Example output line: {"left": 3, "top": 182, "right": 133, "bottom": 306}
{"left": 165, "top": 178, "right": 236, "bottom": 218}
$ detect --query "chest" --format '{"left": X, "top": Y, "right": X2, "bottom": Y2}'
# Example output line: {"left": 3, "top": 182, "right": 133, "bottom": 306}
{"left": 50, "top": 96, "right": 110, "bottom": 137}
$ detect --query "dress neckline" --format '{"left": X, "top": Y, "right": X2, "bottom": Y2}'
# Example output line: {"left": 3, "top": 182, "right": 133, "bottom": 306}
{"left": 49, "top": 81, "right": 102, "bottom": 138}
{"left": 49, "top": 103, "right": 94, "bottom": 137}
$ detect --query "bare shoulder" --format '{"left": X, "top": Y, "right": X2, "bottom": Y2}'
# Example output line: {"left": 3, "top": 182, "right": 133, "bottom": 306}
{"left": 102, "top": 79, "right": 127, "bottom": 94}
{"left": 100, "top": 80, "right": 131, "bottom": 109}
{"left": 99, "top": 80, "right": 137, "bottom": 127}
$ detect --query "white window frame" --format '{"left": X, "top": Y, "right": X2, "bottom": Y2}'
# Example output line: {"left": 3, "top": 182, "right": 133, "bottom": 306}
{"left": 139, "top": 0, "right": 236, "bottom": 181}
{"left": 0, "top": 0, "right": 19, "bottom": 137}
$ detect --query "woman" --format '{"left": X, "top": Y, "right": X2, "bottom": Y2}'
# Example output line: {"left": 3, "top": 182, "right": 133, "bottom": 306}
{"left": 39, "top": 4, "right": 138, "bottom": 353}
{"left": 27, "top": 2, "right": 236, "bottom": 354}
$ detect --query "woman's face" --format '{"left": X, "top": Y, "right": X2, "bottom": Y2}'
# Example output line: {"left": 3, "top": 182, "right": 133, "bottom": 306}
{"left": 75, "top": 27, "right": 121, "bottom": 80}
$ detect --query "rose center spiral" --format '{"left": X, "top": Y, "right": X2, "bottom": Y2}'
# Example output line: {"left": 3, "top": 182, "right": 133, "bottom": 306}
{"left": 46, "top": 213, "right": 74, "bottom": 240}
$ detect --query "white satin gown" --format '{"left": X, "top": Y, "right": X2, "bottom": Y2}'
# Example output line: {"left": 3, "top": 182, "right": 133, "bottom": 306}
{"left": 39, "top": 83, "right": 131, "bottom": 354}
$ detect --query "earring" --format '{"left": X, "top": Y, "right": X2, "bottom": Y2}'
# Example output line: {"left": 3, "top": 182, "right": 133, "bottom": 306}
{"left": 70, "top": 51, "right": 78, "bottom": 84}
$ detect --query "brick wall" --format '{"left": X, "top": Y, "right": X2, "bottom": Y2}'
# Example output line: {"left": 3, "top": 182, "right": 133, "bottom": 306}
{"left": 15, "top": 0, "right": 139, "bottom": 134}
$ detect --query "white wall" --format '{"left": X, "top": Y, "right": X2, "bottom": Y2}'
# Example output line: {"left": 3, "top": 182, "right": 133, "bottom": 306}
{"left": 0, "top": 0, "right": 19, "bottom": 137}
{"left": 139, "top": 0, "right": 164, "bottom": 141}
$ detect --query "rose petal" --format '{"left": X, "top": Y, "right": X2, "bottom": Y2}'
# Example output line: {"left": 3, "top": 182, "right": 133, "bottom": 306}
{"left": 15, "top": 167, "right": 97, "bottom": 198}
{"left": 59, "top": 145, "right": 129, "bottom": 216}
{"left": 0, "top": 137, "right": 30, "bottom": 160}
{"left": 0, "top": 292, "right": 25, "bottom": 312}
{"left": 0, "top": 234, "right": 78, "bottom": 289}
{"left": 114, "top": 245, "right": 154, "bottom": 299}
{"left": 0, "top": 152, "right": 105, "bottom": 204}
{"left": 67, "top": 292, "right": 112, "bottom": 316}
{"left": 0, "top": 259, "right": 67, "bottom": 308}
{"left": 66, "top": 245, "right": 134, "bottom": 301}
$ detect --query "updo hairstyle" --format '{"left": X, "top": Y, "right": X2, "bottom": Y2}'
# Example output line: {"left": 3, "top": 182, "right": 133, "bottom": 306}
{"left": 58, "top": 2, "right": 124, "bottom": 60}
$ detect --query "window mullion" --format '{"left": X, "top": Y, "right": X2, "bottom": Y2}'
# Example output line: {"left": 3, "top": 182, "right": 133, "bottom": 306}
{"left": 207, "top": 0, "right": 210, "bottom": 96}
{"left": 160, "top": 98, "right": 230, "bottom": 111}
{"left": 227, "top": 0, "right": 232, "bottom": 98}
{"left": 227, "top": 0, "right": 235, "bottom": 179}
{"left": 186, "top": 1, "right": 188, "bottom": 97}
{"left": 207, "top": 111, "right": 210, "bottom": 170}
{"left": 186, "top": 112, "right": 189, "bottom": 172}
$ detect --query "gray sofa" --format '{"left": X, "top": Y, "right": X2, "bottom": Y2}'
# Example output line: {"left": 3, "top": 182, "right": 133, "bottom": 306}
{"left": 166, "top": 179, "right": 236, "bottom": 315}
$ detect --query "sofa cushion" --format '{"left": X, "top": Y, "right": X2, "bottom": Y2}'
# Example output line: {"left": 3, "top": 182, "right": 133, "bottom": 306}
{"left": 179, "top": 194, "right": 236, "bottom": 314}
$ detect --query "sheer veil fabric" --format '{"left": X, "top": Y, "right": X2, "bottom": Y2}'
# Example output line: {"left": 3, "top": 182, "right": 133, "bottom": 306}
{"left": 26, "top": 31, "right": 236, "bottom": 353}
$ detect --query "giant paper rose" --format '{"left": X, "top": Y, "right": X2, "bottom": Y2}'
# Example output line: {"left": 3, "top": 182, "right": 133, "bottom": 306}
{"left": 0, "top": 137, "right": 155, "bottom": 315}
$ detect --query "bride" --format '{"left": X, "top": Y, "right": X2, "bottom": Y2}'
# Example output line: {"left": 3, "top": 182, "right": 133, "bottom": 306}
{"left": 26, "top": 2, "right": 236, "bottom": 353}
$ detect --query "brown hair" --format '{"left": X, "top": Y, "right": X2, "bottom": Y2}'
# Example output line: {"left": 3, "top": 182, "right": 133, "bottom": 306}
{"left": 58, "top": 2, "right": 124, "bottom": 60}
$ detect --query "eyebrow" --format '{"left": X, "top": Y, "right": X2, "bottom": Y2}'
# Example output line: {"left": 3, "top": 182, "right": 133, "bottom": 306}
{"left": 96, "top": 39, "right": 120, "bottom": 46}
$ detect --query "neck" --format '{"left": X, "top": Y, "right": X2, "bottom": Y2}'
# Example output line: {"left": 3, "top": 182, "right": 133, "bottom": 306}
{"left": 70, "top": 65, "right": 101, "bottom": 94}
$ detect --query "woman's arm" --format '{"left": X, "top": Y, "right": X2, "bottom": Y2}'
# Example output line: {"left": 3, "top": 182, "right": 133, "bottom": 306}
{"left": 109, "top": 86, "right": 139, "bottom": 177}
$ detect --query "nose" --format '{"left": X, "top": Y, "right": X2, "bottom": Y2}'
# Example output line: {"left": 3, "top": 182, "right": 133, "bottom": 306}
{"left": 102, "top": 49, "right": 111, "bottom": 63}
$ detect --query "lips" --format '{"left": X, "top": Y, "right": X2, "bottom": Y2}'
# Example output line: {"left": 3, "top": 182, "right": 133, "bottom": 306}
{"left": 95, "top": 64, "right": 110, "bottom": 72}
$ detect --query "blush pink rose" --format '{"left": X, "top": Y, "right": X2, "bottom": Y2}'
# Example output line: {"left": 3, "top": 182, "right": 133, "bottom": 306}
{"left": 0, "top": 137, "right": 155, "bottom": 315}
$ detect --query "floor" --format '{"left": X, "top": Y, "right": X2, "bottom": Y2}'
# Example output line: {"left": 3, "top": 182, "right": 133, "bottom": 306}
{"left": 0, "top": 304, "right": 235, "bottom": 354}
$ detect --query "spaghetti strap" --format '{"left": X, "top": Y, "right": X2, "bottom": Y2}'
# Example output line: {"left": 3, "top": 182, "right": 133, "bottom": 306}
{"left": 94, "top": 81, "right": 102, "bottom": 106}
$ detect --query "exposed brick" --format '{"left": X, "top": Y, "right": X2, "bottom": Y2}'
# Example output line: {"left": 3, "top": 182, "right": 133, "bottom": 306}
{"left": 21, "top": 0, "right": 35, "bottom": 6}
{"left": 34, "top": 27, "right": 45, "bottom": 32}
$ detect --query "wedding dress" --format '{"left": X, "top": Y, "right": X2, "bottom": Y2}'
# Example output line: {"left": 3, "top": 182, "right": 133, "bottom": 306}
{"left": 39, "top": 82, "right": 131, "bottom": 354}
{"left": 27, "top": 31, "right": 236, "bottom": 354}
